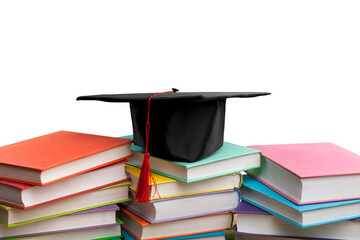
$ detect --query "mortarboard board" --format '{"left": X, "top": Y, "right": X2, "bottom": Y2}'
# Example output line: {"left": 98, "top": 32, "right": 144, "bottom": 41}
{"left": 77, "top": 89, "right": 270, "bottom": 202}
{"left": 77, "top": 90, "right": 270, "bottom": 162}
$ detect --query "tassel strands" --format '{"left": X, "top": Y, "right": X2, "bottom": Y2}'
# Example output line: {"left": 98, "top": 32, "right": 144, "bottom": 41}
{"left": 135, "top": 89, "right": 178, "bottom": 202}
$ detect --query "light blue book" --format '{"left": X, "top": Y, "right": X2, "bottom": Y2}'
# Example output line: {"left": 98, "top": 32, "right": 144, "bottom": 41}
{"left": 241, "top": 175, "right": 360, "bottom": 228}
{"left": 122, "top": 228, "right": 227, "bottom": 240}
{"left": 121, "top": 135, "right": 261, "bottom": 183}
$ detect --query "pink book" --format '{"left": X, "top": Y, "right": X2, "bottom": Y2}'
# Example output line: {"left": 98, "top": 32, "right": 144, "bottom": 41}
{"left": 246, "top": 142, "right": 360, "bottom": 204}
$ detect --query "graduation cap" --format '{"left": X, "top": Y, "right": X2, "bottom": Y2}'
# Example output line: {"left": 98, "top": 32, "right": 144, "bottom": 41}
{"left": 77, "top": 89, "right": 270, "bottom": 202}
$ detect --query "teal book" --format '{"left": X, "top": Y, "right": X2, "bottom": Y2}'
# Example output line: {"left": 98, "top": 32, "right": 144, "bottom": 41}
{"left": 122, "top": 228, "right": 227, "bottom": 240}
{"left": 122, "top": 135, "right": 261, "bottom": 183}
{"left": 241, "top": 175, "right": 360, "bottom": 228}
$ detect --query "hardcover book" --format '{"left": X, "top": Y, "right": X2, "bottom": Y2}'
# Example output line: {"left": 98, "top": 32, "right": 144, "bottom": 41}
{"left": 125, "top": 165, "right": 241, "bottom": 200}
{"left": 124, "top": 135, "right": 261, "bottom": 183}
{"left": 235, "top": 201, "right": 360, "bottom": 240}
{"left": 235, "top": 234, "right": 317, "bottom": 240}
{"left": 121, "top": 189, "right": 240, "bottom": 223}
{"left": 247, "top": 142, "right": 360, "bottom": 204}
{"left": 0, "top": 162, "right": 129, "bottom": 209}
{"left": 0, "top": 131, "right": 132, "bottom": 185}
{"left": 122, "top": 228, "right": 227, "bottom": 240}
{"left": 0, "top": 205, "right": 119, "bottom": 240}
{"left": 241, "top": 175, "right": 360, "bottom": 228}
{"left": 0, "top": 182, "right": 130, "bottom": 227}
{"left": 119, "top": 208, "right": 233, "bottom": 240}
{"left": 10, "top": 223, "right": 122, "bottom": 240}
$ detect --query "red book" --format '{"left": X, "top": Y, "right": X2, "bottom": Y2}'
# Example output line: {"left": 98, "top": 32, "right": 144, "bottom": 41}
{"left": 0, "top": 131, "right": 132, "bottom": 185}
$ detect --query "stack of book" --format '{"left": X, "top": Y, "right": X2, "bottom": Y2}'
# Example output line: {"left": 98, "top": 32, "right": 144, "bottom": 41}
{"left": 234, "top": 142, "right": 360, "bottom": 240}
{"left": 119, "top": 137, "right": 263, "bottom": 240}
{"left": 0, "top": 131, "right": 133, "bottom": 240}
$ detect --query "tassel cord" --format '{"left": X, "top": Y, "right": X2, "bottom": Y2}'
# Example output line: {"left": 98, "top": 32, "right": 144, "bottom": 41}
{"left": 135, "top": 90, "right": 176, "bottom": 202}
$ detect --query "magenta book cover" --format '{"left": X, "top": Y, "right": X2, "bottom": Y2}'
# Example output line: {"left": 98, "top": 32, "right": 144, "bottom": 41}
{"left": 248, "top": 142, "right": 360, "bottom": 178}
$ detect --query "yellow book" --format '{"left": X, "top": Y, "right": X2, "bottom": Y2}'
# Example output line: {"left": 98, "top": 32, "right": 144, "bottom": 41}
{"left": 125, "top": 165, "right": 241, "bottom": 200}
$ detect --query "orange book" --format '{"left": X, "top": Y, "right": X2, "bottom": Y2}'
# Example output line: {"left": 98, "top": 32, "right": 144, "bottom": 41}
{"left": 119, "top": 208, "right": 234, "bottom": 240}
{"left": 0, "top": 131, "right": 133, "bottom": 185}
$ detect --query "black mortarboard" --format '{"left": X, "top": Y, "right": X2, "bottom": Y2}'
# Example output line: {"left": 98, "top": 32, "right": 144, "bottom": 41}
{"left": 77, "top": 89, "right": 270, "bottom": 162}
{"left": 77, "top": 89, "right": 270, "bottom": 202}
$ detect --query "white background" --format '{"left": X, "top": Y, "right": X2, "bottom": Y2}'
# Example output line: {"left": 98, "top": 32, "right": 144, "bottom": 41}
{"left": 0, "top": 1, "right": 359, "bottom": 154}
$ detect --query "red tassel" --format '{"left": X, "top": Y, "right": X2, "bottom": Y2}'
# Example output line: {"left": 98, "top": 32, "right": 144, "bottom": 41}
{"left": 135, "top": 152, "right": 151, "bottom": 202}
{"left": 134, "top": 89, "right": 177, "bottom": 203}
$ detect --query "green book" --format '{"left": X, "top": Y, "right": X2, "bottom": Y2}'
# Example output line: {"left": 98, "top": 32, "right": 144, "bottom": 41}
{"left": 1, "top": 182, "right": 130, "bottom": 227}
{"left": 1, "top": 205, "right": 121, "bottom": 239}
{"left": 123, "top": 135, "right": 261, "bottom": 183}
{"left": 10, "top": 224, "right": 122, "bottom": 240}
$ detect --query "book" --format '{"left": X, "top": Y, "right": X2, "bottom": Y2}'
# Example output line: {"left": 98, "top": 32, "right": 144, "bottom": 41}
{"left": 121, "top": 189, "right": 240, "bottom": 223}
{"left": 10, "top": 223, "right": 122, "bottom": 240}
{"left": 0, "top": 131, "right": 132, "bottom": 185}
{"left": 235, "top": 234, "right": 317, "bottom": 240}
{"left": 125, "top": 165, "right": 241, "bottom": 200}
{"left": 0, "top": 182, "right": 130, "bottom": 227}
{"left": 0, "top": 204, "right": 119, "bottom": 240}
{"left": 0, "top": 162, "right": 129, "bottom": 209}
{"left": 247, "top": 142, "right": 360, "bottom": 204}
{"left": 122, "top": 228, "right": 227, "bottom": 240}
{"left": 235, "top": 201, "right": 360, "bottom": 240}
{"left": 241, "top": 175, "right": 360, "bottom": 228}
{"left": 124, "top": 135, "right": 261, "bottom": 183}
{"left": 119, "top": 208, "right": 233, "bottom": 240}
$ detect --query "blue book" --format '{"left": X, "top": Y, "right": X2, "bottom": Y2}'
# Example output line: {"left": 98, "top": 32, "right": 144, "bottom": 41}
{"left": 122, "top": 135, "right": 261, "bottom": 183}
{"left": 241, "top": 175, "right": 360, "bottom": 228}
{"left": 122, "top": 228, "right": 227, "bottom": 240}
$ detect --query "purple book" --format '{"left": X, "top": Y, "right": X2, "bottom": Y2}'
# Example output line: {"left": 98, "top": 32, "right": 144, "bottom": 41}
{"left": 121, "top": 189, "right": 240, "bottom": 223}
{"left": 235, "top": 201, "right": 268, "bottom": 215}
{"left": 235, "top": 201, "right": 360, "bottom": 221}
{"left": 127, "top": 188, "right": 238, "bottom": 202}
